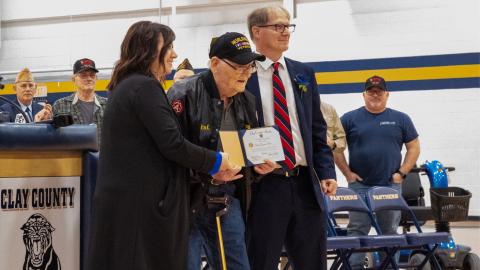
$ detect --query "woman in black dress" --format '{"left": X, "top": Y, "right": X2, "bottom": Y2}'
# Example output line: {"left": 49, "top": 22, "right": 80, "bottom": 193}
{"left": 87, "top": 21, "right": 239, "bottom": 270}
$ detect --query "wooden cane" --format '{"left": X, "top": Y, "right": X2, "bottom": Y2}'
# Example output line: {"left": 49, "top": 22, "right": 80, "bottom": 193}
{"left": 216, "top": 207, "right": 228, "bottom": 270}
{"left": 208, "top": 194, "right": 230, "bottom": 270}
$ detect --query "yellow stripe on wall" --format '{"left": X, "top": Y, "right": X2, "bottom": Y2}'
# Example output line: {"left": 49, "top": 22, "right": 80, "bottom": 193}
{"left": 1, "top": 79, "right": 174, "bottom": 95}
{"left": 315, "top": 64, "right": 480, "bottom": 84}
{"left": 0, "top": 80, "right": 110, "bottom": 95}
{"left": 2, "top": 64, "right": 478, "bottom": 96}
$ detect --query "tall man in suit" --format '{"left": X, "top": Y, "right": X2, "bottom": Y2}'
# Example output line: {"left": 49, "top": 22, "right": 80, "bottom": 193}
{"left": 0, "top": 68, "right": 52, "bottom": 123}
{"left": 245, "top": 6, "right": 337, "bottom": 270}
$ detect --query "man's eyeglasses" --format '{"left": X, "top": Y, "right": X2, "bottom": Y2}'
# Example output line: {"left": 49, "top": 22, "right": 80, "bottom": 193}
{"left": 365, "top": 89, "right": 386, "bottom": 96}
{"left": 77, "top": 72, "right": 97, "bottom": 79}
{"left": 257, "top": 24, "right": 296, "bottom": 33}
{"left": 16, "top": 82, "right": 36, "bottom": 89}
{"left": 220, "top": 59, "right": 257, "bottom": 74}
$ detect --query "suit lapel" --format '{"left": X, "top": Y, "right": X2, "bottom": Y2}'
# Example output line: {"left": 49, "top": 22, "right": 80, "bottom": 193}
{"left": 8, "top": 100, "right": 21, "bottom": 122}
{"left": 285, "top": 58, "right": 325, "bottom": 209}
{"left": 246, "top": 72, "right": 265, "bottom": 126}
{"left": 285, "top": 58, "right": 307, "bottom": 129}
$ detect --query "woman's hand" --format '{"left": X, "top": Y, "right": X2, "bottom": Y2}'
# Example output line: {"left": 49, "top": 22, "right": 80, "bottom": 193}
{"left": 34, "top": 104, "right": 53, "bottom": 122}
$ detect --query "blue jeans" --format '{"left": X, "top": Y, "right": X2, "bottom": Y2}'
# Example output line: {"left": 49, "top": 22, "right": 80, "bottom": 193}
{"left": 187, "top": 184, "right": 250, "bottom": 270}
{"left": 347, "top": 181, "right": 402, "bottom": 270}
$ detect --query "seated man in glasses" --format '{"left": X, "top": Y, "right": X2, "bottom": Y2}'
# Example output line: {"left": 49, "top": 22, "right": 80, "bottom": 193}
{"left": 334, "top": 75, "right": 420, "bottom": 270}
{"left": 52, "top": 58, "right": 107, "bottom": 143}
{"left": 167, "top": 32, "right": 276, "bottom": 270}
{"left": 0, "top": 68, "right": 52, "bottom": 123}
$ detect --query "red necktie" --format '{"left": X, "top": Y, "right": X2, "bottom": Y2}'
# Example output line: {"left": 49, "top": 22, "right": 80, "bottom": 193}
{"left": 272, "top": 62, "right": 296, "bottom": 170}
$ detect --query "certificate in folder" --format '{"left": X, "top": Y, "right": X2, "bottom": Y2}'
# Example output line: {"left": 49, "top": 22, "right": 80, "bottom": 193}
{"left": 219, "top": 126, "right": 285, "bottom": 167}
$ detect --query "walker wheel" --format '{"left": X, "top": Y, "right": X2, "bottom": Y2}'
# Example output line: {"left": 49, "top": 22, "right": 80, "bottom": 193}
{"left": 463, "top": 252, "right": 480, "bottom": 270}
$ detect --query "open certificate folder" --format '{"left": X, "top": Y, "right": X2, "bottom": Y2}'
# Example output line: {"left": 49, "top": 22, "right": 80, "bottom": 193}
{"left": 219, "top": 126, "right": 285, "bottom": 167}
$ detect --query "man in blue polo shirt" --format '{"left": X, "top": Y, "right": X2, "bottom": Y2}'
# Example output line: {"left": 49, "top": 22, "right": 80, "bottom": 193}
{"left": 334, "top": 75, "right": 420, "bottom": 269}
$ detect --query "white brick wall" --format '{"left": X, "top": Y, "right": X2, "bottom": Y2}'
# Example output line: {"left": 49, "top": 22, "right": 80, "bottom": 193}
{"left": 1, "top": 0, "right": 479, "bottom": 215}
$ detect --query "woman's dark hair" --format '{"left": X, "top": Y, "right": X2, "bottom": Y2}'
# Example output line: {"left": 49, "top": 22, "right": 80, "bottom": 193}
{"left": 108, "top": 21, "right": 175, "bottom": 90}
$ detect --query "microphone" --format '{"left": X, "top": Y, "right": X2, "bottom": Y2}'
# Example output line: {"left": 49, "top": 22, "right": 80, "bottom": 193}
{"left": 35, "top": 113, "right": 74, "bottom": 128}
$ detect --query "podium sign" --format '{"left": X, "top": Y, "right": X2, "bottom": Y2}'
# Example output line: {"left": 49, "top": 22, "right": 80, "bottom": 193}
{"left": 0, "top": 176, "right": 80, "bottom": 270}
{"left": 0, "top": 124, "right": 98, "bottom": 270}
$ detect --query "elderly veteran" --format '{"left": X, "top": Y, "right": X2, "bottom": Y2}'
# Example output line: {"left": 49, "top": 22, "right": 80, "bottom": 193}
{"left": 168, "top": 32, "right": 276, "bottom": 270}
{"left": 0, "top": 68, "right": 52, "bottom": 123}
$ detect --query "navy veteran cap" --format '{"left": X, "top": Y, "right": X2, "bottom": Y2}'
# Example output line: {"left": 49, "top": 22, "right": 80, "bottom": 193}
{"left": 73, "top": 58, "right": 99, "bottom": 74}
{"left": 209, "top": 32, "right": 265, "bottom": 65}
{"left": 365, "top": 75, "right": 387, "bottom": 91}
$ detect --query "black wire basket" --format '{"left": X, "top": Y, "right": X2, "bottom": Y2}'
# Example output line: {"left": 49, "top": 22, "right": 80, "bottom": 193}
{"left": 430, "top": 187, "right": 472, "bottom": 222}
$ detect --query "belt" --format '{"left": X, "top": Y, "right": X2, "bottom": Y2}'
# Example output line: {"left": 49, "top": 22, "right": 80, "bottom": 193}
{"left": 271, "top": 167, "right": 301, "bottom": 177}
{"left": 206, "top": 194, "right": 230, "bottom": 206}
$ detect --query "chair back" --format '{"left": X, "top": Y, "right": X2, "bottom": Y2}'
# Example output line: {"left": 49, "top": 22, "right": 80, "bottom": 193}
{"left": 366, "top": 186, "right": 423, "bottom": 232}
{"left": 325, "top": 187, "right": 371, "bottom": 214}
{"left": 366, "top": 187, "right": 410, "bottom": 212}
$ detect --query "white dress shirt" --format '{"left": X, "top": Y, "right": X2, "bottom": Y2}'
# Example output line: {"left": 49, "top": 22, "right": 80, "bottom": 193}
{"left": 256, "top": 56, "right": 307, "bottom": 166}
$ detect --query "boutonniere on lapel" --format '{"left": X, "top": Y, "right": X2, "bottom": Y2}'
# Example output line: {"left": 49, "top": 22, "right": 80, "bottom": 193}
{"left": 293, "top": 74, "right": 309, "bottom": 98}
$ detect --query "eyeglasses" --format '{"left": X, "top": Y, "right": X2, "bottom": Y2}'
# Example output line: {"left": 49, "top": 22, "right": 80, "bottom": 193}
{"left": 220, "top": 59, "right": 257, "bottom": 74}
{"left": 257, "top": 24, "right": 296, "bottom": 33}
{"left": 77, "top": 72, "right": 97, "bottom": 79}
{"left": 16, "top": 82, "right": 36, "bottom": 89}
{"left": 365, "top": 89, "right": 386, "bottom": 96}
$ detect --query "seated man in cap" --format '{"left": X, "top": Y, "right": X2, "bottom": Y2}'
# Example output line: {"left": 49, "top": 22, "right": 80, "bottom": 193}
{"left": 52, "top": 58, "right": 107, "bottom": 143}
{"left": 173, "top": 58, "right": 195, "bottom": 83}
{"left": 0, "top": 68, "right": 52, "bottom": 123}
{"left": 167, "top": 32, "right": 276, "bottom": 270}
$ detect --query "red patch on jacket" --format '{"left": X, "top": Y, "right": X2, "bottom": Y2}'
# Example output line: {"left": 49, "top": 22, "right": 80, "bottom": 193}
{"left": 171, "top": 99, "right": 184, "bottom": 114}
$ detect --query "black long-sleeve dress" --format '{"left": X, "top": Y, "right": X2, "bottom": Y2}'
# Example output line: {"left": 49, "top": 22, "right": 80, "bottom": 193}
{"left": 87, "top": 74, "right": 217, "bottom": 270}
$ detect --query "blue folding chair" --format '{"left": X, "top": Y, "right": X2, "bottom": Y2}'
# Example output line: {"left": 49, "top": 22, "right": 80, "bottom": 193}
{"left": 366, "top": 186, "right": 450, "bottom": 270}
{"left": 325, "top": 222, "right": 362, "bottom": 270}
{"left": 325, "top": 187, "right": 408, "bottom": 270}
{"left": 278, "top": 217, "right": 362, "bottom": 270}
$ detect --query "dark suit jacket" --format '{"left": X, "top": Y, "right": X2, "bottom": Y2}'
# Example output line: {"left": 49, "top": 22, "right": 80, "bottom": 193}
{"left": 0, "top": 99, "right": 43, "bottom": 122}
{"left": 246, "top": 57, "right": 336, "bottom": 209}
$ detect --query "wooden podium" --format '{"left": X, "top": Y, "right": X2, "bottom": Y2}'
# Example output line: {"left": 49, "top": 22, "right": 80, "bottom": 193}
{"left": 0, "top": 123, "right": 98, "bottom": 270}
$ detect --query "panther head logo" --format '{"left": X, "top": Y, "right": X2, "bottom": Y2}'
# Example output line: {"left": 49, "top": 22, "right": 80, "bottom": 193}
{"left": 21, "top": 214, "right": 61, "bottom": 270}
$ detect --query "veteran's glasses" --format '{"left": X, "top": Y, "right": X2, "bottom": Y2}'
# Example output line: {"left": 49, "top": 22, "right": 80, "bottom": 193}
{"left": 16, "top": 82, "right": 36, "bottom": 89}
{"left": 77, "top": 72, "right": 97, "bottom": 80}
{"left": 365, "top": 89, "right": 386, "bottom": 96}
{"left": 220, "top": 59, "right": 257, "bottom": 74}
